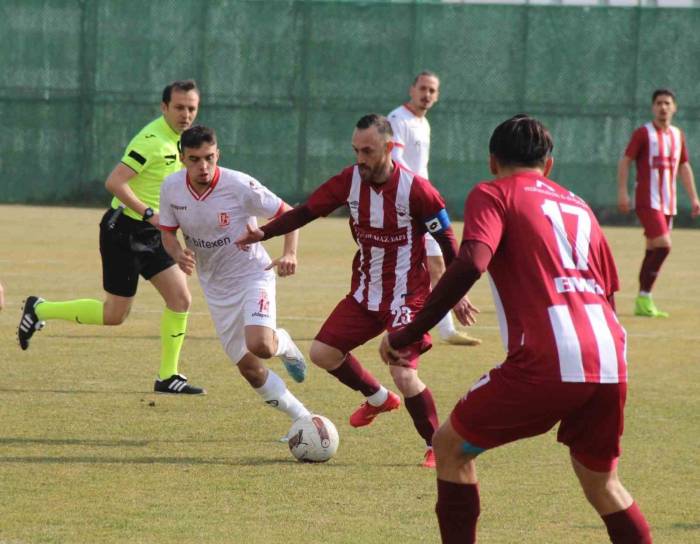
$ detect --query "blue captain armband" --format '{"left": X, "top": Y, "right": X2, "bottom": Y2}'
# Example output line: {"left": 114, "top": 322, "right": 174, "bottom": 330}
{"left": 424, "top": 209, "right": 451, "bottom": 234}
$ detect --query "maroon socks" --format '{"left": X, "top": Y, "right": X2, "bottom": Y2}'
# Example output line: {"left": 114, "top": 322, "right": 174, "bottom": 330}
{"left": 405, "top": 387, "right": 439, "bottom": 446}
{"left": 639, "top": 247, "right": 670, "bottom": 292}
{"left": 327, "top": 352, "right": 381, "bottom": 397}
{"left": 602, "top": 502, "right": 652, "bottom": 543}
{"left": 436, "top": 479, "right": 480, "bottom": 544}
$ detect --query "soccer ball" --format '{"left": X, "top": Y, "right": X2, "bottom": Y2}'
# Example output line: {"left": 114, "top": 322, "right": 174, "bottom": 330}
{"left": 287, "top": 414, "right": 339, "bottom": 463}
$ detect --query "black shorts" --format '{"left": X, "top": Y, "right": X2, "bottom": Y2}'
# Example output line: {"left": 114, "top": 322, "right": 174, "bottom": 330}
{"left": 99, "top": 208, "right": 175, "bottom": 297}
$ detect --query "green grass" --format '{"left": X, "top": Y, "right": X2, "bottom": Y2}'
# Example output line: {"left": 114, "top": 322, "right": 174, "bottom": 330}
{"left": 0, "top": 205, "right": 698, "bottom": 543}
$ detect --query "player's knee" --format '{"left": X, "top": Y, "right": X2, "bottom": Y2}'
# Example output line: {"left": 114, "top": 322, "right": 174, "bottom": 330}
{"left": 391, "top": 371, "right": 421, "bottom": 396}
{"left": 247, "top": 338, "right": 275, "bottom": 359}
{"left": 103, "top": 305, "right": 130, "bottom": 325}
{"left": 168, "top": 291, "right": 192, "bottom": 313}
{"left": 309, "top": 342, "right": 341, "bottom": 370}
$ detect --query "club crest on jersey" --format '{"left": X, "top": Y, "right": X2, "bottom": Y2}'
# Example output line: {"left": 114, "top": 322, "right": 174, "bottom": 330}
{"left": 218, "top": 212, "right": 230, "bottom": 227}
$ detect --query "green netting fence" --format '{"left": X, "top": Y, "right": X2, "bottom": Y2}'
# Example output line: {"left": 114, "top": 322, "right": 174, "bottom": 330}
{"left": 2, "top": 0, "right": 699, "bottom": 225}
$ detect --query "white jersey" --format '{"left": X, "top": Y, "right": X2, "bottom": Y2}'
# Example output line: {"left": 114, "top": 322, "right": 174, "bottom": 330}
{"left": 159, "top": 166, "right": 283, "bottom": 299}
{"left": 388, "top": 104, "right": 431, "bottom": 178}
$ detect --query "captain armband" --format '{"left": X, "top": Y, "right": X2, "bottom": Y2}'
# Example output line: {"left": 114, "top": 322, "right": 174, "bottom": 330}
{"left": 423, "top": 209, "right": 451, "bottom": 234}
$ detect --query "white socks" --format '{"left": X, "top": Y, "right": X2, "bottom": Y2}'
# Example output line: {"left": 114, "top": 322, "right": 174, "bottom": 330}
{"left": 254, "top": 369, "right": 310, "bottom": 421}
{"left": 274, "top": 328, "right": 293, "bottom": 357}
{"left": 437, "top": 312, "right": 457, "bottom": 339}
{"left": 366, "top": 386, "right": 389, "bottom": 407}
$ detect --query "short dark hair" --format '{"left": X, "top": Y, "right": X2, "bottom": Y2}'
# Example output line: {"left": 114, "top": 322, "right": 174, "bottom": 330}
{"left": 652, "top": 88, "right": 676, "bottom": 103}
{"left": 355, "top": 114, "right": 393, "bottom": 140}
{"left": 162, "top": 79, "right": 199, "bottom": 104}
{"left": 413, "top": 70, "right": 439, "bottom": 86}
{"left": 489, "top": 114, "right": 553, "bottom": 168}
{"left": 179, "top": 125, "right": 217, "bottom": 152}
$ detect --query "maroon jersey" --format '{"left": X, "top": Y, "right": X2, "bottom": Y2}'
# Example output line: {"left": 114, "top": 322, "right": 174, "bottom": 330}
{"left": 463, "top": 171, "right": 626, "bottom": 383}
{"left": 625, "top": 123, "right": 689, "bottom": 215}
{"left": 307, "top": 163, "right": 447, "bottom": 312}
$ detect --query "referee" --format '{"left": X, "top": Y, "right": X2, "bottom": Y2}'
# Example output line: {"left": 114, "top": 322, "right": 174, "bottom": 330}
{"left": 18, "top": 80, "right": 204, "bottom": 395}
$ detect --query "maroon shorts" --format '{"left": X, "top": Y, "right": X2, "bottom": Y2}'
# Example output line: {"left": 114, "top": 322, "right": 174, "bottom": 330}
{"left": 636, "top": 208, "right": 673, "bottom": 239}
{"left": 450, "top": 366, "right": 627, "bottom": 472}
{"left": 315, "top": 295, "right": 432, "bottom": 368}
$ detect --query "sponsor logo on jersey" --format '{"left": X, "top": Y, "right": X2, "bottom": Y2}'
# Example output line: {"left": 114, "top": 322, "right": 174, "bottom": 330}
{"left": 170, "top": 204, "right": 187, "bottom": 210}
{"left": 164, "top": 154, "right": 177, "bottom": 165}
{"left": 554, "top": 276, "right": 605, "bottom": 295}
{"left": 185, "top": 235, "right": 231, "bottom": 249}
{"left": 218, "top": 212, "right": 230, "bottom": 227}
{"left": 652, "top": 156, "right": 673, "bottom": 169}
{"left": 353, "top": 225, "right": 408, "bottom": 247}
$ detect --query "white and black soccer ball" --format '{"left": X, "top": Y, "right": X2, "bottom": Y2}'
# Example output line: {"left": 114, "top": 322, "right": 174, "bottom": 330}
{"left": 287, "top": 414, "right": 339, "bottom": 463}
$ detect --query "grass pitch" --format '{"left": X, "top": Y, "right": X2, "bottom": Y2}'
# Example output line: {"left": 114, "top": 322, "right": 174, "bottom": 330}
{"left": 0, "top": 205, "right": 698, "bottom": 543}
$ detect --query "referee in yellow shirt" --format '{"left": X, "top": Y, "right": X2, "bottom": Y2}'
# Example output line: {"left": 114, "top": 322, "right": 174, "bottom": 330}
{"left": 18, "top": 80, "right": 204, "bottom": 394}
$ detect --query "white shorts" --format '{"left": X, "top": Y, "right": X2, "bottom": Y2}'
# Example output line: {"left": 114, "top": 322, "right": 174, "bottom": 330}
{"left": 205, "top": 277, "right": 277, "bottom": 365}
{"left": 425, "top": 233, "right": 443, "bottom": 257}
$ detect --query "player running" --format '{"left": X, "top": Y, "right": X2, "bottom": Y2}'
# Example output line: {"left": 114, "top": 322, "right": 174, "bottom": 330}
{"left": 237, "top": 114, "right": 478, "bottom": 468}
{"left": 159, "top": 125, "right": 310, "bottom": 427}
{"left": 381, "top": 115, "right": 652, "bottom": 543}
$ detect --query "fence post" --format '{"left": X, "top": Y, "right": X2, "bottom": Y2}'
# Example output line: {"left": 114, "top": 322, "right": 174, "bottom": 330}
{"left": 78, "top": 0, "right": 98, "bottom": 190}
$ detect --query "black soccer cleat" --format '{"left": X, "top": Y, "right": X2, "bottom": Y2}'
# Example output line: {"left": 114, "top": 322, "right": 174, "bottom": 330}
{"left": 154, "top": 374, "right": 206, "bottom": 395}
{"left": 18, "top": 296, "right": 46, "bottom": 351}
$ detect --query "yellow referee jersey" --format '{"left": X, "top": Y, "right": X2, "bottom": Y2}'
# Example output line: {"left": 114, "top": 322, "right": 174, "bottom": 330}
{"left": 111, "top": 116, "right": 182, "bottom": 220}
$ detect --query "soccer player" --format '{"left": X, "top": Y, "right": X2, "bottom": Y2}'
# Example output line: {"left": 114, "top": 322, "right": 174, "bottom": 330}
{"left": 236, "top": 114, "right": 477, "bottom": 468}
{"left": 380, "top": 115, "right": 652, "bottom": 543}
{"left": 159, "top": 125, "right": 310, "bottom": 426}
{"left": 388, "top": 71, "right": 480, "bottom": 346}
{"left": 617, "top": 88, "right": 699, "bottom": 317}
{"left": 18, "top": 80, "right": 205, "bottom": 394}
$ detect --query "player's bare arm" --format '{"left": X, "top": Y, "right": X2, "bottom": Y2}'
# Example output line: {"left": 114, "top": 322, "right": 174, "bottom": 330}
{"left": 431, "top": 224, "right": 480, "bottom": 325}
{"left": 235, "top": 223, "right": 264, "bottom": 250}
{"left": 265, "top": 202, "right": 299, "bottom": 277}
{"left": 160, "top": 229, "right": 196, "bottom": 276}
{"left": 678, "top": 162, "right": 700, "bottom": 217}
{"left": 616, "top": 156, "right": 633, "bottom": 214}
{"left": 105, "top": 162, "right": 160, "bottom": 226}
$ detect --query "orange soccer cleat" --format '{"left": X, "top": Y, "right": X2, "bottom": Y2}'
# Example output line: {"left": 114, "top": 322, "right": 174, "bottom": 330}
{"left": 422, "top": 448, "right": 436, "bottom": 469}
{"left": 349, "top": 390, "right": 401, "bottom": 427}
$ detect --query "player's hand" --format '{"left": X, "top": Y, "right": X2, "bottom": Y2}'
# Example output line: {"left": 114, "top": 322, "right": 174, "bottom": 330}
{"left": 235, "top": 223, "right": 264, "bottom": 251}
{"left": 267, "top": 253, "right": 297, "bottom": 277}
{"left": 617, "top": 192, "right": 631, "bottom": 214}
{"left": 177, "top": 248, "right": 196, "bottom": 276}
{"left": 690, "top": 198, "right": 700, "bottom": 218}
{"left": 379, "top": 334, "right": 411, "bottom": 368}
{"left": 453, "top": 295, "right": 479, "bottom": 326}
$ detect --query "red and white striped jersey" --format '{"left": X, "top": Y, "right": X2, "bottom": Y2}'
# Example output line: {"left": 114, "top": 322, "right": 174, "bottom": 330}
{"left": 307, "top": 163, "right": 446, "bottom": 312}
{"left": 463, "top": 171, "right": 627, "bottom": 384}
{"left": 625, "top": 122, "right": 689, "bottom": 215}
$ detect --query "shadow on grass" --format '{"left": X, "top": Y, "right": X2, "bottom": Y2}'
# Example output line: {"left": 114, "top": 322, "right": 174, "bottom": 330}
{"left": 0, "top": 455, "right": 349, "bottom": 467}
{"left": 0, "top": 388, "right": 153, "bottom": 394}
{"left": 41, "top": 334, "right": 319, "bottom": 342}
